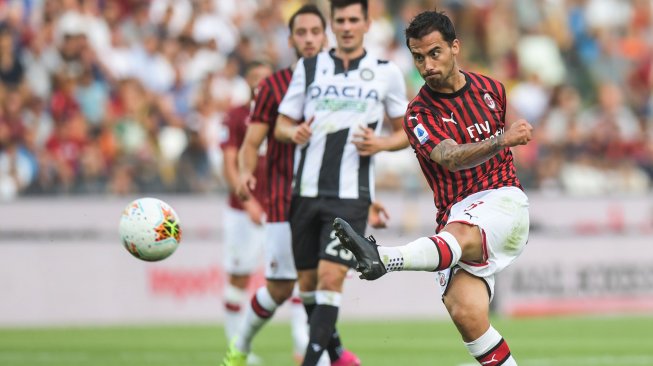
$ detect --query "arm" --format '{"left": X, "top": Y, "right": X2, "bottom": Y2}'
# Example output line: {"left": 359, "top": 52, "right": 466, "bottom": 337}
{"left": 274, "top": 114, "right": 313, "bottom": 144}
{"left": 368, "top": 200, "right": 390, "bottom": 229}
{"left": 353, "top": 115, "right": 409, "bottom": 156}
{"left": 222, "top": 147, "right": 241, "bottom": 193}
{"left": 237, "top": 123, "right": 268, "bottom": 200}
{"left": 224, "top": 145, "right": 265, "bottom": 225}
{"left": 385, "top": 115, "right": 411, "bottom": 151}
{"left": 430, "top": 119, "right": 533, "bottom": 171}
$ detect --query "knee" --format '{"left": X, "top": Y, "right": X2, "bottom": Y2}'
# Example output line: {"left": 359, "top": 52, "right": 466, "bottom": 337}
{"left": 444, "top": 298, "right": 487, "bottom": 336}
{"left": 267, "top": 281, "right": 295, "bottom": 304}
{"left": 443, "top": 222, "right": 483, "bottom": 262}
{"left": 228, "top": 274, "right": 250, "bottom": 289}
{"left": 297, "top": 270, "right": 317, "bottom": 292}
{"left": 317, "top": 271, "right": 345, "bottom": 292}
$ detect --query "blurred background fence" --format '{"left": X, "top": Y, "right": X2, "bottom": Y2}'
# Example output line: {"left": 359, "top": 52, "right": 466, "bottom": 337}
{"left": 1, "top": 192, "right": 651, "bottom": 326}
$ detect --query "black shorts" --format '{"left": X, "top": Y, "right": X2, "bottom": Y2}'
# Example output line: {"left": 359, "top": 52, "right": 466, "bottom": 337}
{"left": 289, "top": 196, "right": 369, "bottom": 270}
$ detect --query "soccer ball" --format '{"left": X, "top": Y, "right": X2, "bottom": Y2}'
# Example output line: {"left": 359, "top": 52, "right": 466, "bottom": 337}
{"left": 119, "top": 197, "right": 182, "bottom": 261}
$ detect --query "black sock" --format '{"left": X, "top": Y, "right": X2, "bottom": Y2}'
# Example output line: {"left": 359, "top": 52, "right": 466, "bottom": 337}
{"left": 304, "top": 300, "right": 343, "bottom": 361}
{"left": 327, "top": 329, "right": 344, "bottom": 361}
{"left": 304, "top": 303, "right": 316, "bottom": 318}
{"left": 301, "top": 304, "right": 339, "bottom": 366}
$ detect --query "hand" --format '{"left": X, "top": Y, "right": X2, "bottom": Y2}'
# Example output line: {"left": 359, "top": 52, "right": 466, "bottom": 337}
{"left": 352, "top": 125, "right": 382, "bottom": 156}
{"left": 292, "top": 117, "right": 314, "bottom": 145}
{"left": 502, "top": 119, "right": 533, "bottom": 147}
{"left": 236, "top": 173, "right": 256, "bottom": 201}
{"left": 242, "top": 198, "right": 266, "bottom": 226}
{"left": 368, "top": 201, "right": 390, "bottom": 229}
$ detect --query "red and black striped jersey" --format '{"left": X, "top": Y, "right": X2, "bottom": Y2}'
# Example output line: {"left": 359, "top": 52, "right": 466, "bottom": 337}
{"left": 250, "top": 68, "right": 294, "bottom": 222}
{"left": 403, "top": 71, "right": 522, "bottom": 232}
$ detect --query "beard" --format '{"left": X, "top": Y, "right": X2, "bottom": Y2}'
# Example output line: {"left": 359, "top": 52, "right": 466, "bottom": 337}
{"left": 424, "top": 62, "right": 456, "bottom": 91}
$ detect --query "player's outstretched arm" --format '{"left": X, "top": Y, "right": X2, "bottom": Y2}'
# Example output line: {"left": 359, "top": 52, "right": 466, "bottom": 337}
{"left": 430, "top": 119, "right": 533, "bottom": 171}
{"left": 237, "top": 123, "right": 268, "bottom": 200}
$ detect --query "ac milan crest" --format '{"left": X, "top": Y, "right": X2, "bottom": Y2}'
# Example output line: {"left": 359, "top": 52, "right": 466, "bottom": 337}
{"left": 483, "top": 93, "right": 496, "bottom": 109}
{"left": 439, "top": 272, "right": 447, "bottom": 287}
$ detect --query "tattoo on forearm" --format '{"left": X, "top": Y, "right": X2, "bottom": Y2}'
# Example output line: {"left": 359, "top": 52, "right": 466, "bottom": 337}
{"left": 431, "top": 135, "right": 505, "bottom": 171}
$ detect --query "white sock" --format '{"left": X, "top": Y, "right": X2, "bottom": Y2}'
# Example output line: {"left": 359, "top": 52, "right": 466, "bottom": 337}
{"left": 464, "top": 325, "right": 517, "bottom": 365}
{"left": 315, "top": 290, "right": 342, "bottom": 306}
{"left": 378, "top": 232, "right": 461, "bottom": 272}
{"left": 234, "top": 286, "right": 279, "bottom": 353}
{"left": 289, "top": 285, "right": 308, "bottom": 356}
{"left": 223, "top": 284, "right": 247, "bottom": 341}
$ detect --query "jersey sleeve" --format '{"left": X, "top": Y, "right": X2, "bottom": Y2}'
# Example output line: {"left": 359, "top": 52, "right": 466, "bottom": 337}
{"left": 250, "top": 78, "right": 275, "bottom": 125}
{"left": 403, "top": 105, "right": 451, "bottom": 160}
{"left": 499, "top": 81, "right": 507, "bottom": 122}
{"left": 278, "top": 58, "right": 306, "bottom": 121}
{"left": 383, "top": 62, "right": 409, "bottom": 119}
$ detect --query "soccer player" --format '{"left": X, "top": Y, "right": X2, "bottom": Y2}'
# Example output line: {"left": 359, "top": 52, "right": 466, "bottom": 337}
{"left": 333, "top": 11, "right": 533, "bottom": 366}
{"left": 274, "top": 1, "right": 409, "bottom": 365}
{"left": 221, "top": 5, "right": 360, "bottom": 366}
{"left": 218, "top": 60, "right": 273, "bottom": 357}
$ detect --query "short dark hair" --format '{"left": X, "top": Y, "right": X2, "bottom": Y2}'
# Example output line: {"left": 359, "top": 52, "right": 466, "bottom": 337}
{"left": 330, "top": 0, "right": 368, "bottom": 19}
{"left": 288, "top": 4, "right": 326, "bottom": 32}
{"left": 405, "top": 11, "right": 457, "bottom": 48}
{"left": 244, "top": 60, "right": 273, "bottom": 76}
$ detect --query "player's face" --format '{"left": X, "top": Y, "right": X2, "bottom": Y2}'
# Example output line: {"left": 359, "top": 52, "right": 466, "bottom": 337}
{"left": 408, "top": 30, "right": 460, "bottom": 91}
{"left": 247, "top": 65, "right": 273, "bottom": 96}
{"left": 331, "top": 4, "right": 369, "bottom": 54}
{"left": 289, "top": 13, "right": 326, "bottom": 59}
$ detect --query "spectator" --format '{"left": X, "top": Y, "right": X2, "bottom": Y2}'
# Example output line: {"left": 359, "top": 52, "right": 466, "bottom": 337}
{"left": 0, "top": 0, "right": 650, "bottom": 197}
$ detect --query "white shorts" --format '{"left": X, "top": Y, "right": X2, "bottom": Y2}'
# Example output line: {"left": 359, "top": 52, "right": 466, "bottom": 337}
{"left": 264, "top": 222, "right": 298, "bottom": 280}
{"left": 437, "top": 186, "right": 529, "bottom": 302}
{"left": 222, "top": 206, "right": 265, "bottom": 275}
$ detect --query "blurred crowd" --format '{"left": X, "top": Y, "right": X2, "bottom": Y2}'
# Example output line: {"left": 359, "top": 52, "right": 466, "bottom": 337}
{"left": 0, "top": 0, "right": 651, "bottom": 201}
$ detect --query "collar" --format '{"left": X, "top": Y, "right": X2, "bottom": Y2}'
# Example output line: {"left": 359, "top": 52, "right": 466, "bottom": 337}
{"left": 329, "top": 48, "right": 367, "bottom": 75}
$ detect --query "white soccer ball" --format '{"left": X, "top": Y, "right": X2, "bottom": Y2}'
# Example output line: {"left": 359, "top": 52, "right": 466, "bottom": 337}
{"left": 119, "top": 197, "right": 182, "bottom": 261}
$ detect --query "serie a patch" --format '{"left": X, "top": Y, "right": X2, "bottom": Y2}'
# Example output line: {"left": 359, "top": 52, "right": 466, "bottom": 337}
{"left": 413, "top": 123, "right": 429, "bottom": 144}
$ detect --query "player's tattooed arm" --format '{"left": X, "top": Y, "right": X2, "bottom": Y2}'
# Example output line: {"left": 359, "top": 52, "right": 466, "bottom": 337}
{"left": 429, "top": 135, "right": 506, "bottom": 171}
{"left": 430, "top": 118, "right": 533, "bottom": 171}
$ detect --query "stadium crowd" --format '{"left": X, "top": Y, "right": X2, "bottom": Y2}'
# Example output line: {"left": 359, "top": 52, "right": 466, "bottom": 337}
{"left": 0, "top": 0, "right": 651, "bottom": 200}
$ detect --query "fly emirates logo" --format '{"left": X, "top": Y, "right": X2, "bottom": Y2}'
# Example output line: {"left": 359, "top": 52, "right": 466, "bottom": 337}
{"left": 466, "top": 120, "right": 504, "bottom": 142}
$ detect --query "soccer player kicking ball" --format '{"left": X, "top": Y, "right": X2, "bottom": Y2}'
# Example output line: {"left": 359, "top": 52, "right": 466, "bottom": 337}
{"left": 334, "top": 11, "right": 533, "bottom": 366}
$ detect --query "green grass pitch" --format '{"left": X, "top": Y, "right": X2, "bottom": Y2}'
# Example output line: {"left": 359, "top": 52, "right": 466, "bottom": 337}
{"left": 1, "top": 316, "right": 652, "bottom": 366}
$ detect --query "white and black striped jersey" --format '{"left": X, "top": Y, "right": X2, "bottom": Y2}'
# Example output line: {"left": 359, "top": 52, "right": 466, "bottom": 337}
{"left": 278, "top": 49, "right": 408, "bottom": 201}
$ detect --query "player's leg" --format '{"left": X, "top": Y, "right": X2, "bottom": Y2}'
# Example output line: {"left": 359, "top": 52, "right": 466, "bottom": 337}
{"left": 290, "top": 197, "right": 331, "bottom": 365}
{"left": 302, "top": 260, "right": 360, "bottom": 366}
{"left": 334, "top": 187, "right": 528, "bottom": 280}
{"left": 227, "top": 221, "right": 300, "bottom": 362}
{"left": 334, "top": 216, "right": 464, "bottom": 279}
{"left": 296, "top": 259, "right": 331, "bottom": 364}
{"left": 289, "top": 283, "right": 309, "bottom": 364}
{"left": 232, "top": 279, "right": 295, "bottom": 351}
{"left": 301, "top": 198, "right": 366, "bottom": 366}
{"left": 444, "top": 271, "right": 517, "bottom": 365}
{"left": 222, "top": 206, "right": 262, "bottom": 341}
